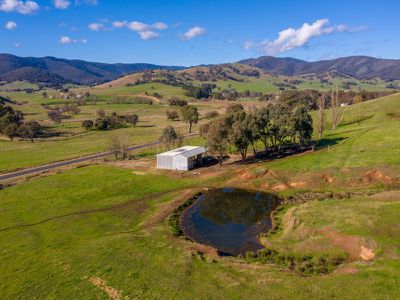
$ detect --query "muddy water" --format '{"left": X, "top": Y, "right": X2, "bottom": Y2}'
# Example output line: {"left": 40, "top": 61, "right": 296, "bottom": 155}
{"left": 180, "top": 188, "right": 281, "bottom": 256}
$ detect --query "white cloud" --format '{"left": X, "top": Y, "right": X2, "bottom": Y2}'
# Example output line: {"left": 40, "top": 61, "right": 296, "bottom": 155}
{"left": 53, "top": 0, "right": 70, "bottom": 9}
{"left": 138, "top": 30, "right": 159, "bottom": 40}
{"left": 75, "top": 0, "right": 97, "bottom": 5}
{"left": 59, "top": 36, "right": 72, "bottom": 44}
{"left": 5, "top": 20, "right": 17, "bottom": 30}
{"left": 0, "top": 0, "right": 39, "bottom": 14}
{"left": 182, "top": 26, "right": 206, "bottom": 40}
{"left": 259, "top": 19, "right": 356, "bottom": 55}
{"left": 152, "top": 22, "right": 167, "bottom": 30}
{"left": 112, "top": 20, "right": 127, "bottom": 28}
{"left": 59, "top": 35, "right": 87, "bottom": 44}
{"left": 88, "top": 22, "right": 103, "bottom": 31}
{"left": 244, "top": 41, "right": 253, "bottom": 50}
{"left": 14, "top": 42, "right": 20, "bottom": 47}
{"left": 127, "top": 21, "right": 149, "bottom": 31}
{"left": 112, "top": 20, "right": 167, "bottom": 40}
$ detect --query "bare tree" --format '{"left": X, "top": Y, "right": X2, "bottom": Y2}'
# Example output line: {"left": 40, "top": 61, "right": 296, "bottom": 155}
{"left": 331, "top": 87, "right": 345, "bottom": 131}
{"left": 108, "top": 134, "right": 129, "bottom": 160}
{"left": 317, "top": 95, "right": 325, "bottom": 139}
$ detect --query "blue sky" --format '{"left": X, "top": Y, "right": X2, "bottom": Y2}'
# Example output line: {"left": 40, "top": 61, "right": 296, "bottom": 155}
{"left": 1, "top": 0, "right": 399, "bottom": 65}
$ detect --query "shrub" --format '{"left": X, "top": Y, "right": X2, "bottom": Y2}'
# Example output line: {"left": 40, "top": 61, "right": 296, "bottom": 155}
{"left": 168, "top": 98, "right": 187, "bottom": 107}
{"left": 82, "top": 120, "right": 94, "bottom": 131}
{"left": 204, "top": 111, "right": 219, "bottom": 119}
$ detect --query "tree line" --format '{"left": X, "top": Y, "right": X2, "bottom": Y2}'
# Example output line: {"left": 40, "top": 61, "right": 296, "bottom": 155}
{"left": 0, "top": 104, "right": 42, "bottom": 142}
{"left": 199, "top": 103, "right": 313, "bottom": 165}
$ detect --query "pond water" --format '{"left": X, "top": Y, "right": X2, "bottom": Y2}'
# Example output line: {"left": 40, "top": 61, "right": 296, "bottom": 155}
{"left": 180, "top": 188, "right": 281, "bottom": 256}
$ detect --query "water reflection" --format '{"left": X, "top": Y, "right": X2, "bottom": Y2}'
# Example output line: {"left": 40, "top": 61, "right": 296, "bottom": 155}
{"left": 180, "top": 188, "right": 281, "bottom": 256}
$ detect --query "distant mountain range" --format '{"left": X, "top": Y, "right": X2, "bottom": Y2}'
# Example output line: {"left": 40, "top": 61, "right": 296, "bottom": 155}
{"left": 1, "top": 54, "right": 400, "bottom": 87}
{"left": 0, "top": 54, "right": 184, "bottom": 85}
{"left": 239, "top": 56, "right": 400, "bottom": 80}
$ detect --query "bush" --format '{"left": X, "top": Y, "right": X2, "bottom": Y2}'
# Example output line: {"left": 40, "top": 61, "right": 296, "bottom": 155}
{"left": 250, "top": 249, "right": 346, "bottom": 275}
{"left": 82, "top": 120, "right": 94, "bottom": 131}
{"left": 168, "top": 98, "right": 187, "bottom": 107}
{"left": 166, "top": 110, "right": 179, "bottom": 121}
{"left": 204, "top": 111, "right": 219, "bottom": 119}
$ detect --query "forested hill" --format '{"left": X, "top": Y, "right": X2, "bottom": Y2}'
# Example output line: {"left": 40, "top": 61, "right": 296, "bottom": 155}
{"left": 0, "top": 54, "right": 184, "bottom": 85}
{"left": 239, "top": 55, "right": 400, "bottom": 80}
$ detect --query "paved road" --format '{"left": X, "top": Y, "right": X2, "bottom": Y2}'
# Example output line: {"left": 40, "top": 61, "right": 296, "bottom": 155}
{"left": 0, "top": 140, "right": 161, "bottom": 182}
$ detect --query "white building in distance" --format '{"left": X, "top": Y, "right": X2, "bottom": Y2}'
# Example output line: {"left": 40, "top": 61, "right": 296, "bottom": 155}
{"left": 156, "top": 146, "right": 206, "bottom": 171}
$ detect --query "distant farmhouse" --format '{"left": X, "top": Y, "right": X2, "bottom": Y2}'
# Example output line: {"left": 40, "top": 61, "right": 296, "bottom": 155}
{"left": 156, "top": 146, "right": 206, "bottom": 171}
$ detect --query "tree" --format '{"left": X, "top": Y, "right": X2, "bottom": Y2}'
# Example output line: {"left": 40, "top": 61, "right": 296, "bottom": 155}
{"left": 180, "top": 105, "right": 199, "bottom": 133}
{"left": 82, "top": 120, "right": 94, "bottom": 131}
{"left": 19, "top": 121, "right": 42, "bottom": 142}
{"left": 97, "top": 109, "right": 106, "bottom": 117}
{"left": 41, "top": 92, "right": 48, "bottom": 98}
{"left": 166, "top": 110, "right": 179, "bottom": 121}
{"left": 95, "top": 117, "right": 109, "bottom": 130}
{"left": 316, "top": 95, "right": 325, "bottom": 139}
{"left": 255, "top": 106, "right": 272, "bottom": 151}
{"left": 331, "top": 87, "right": 345, "bottom": 131}
{"left": 0, "top": 104, "right": 23, "bottom": 133}
{"left": 63, "top": 104, "right": 80, "bottom": 116}
{"left": 159, "top": 125, "right": 178, "bottom": 149}
{"left": 125, "top": 114, "right": 139, "bottom": 127}
{"left": 227, "top": 111, "right": 250, "bottom": 162}
{"left": 3, "top": 123, "right": 19, "bottom": 141}
{"left": 202, "top": 118, "right": 230, "bottom": 166}
{"left": 243, "top": 112, "right": 259, "bottom": 155}
{"left": 48, "top": 109, "right": 63, "bottom": 124}
{"left": 108, "top": 134, "right": 129, "bottom": 160}
{"left": 353, "top": 95, "right": 362, "bottom": 104}
{"left": 269, "top": 104, "right": 293, "bottom": 152}
{"left": 292, "top": 105, "right": 313, "bottom": 146}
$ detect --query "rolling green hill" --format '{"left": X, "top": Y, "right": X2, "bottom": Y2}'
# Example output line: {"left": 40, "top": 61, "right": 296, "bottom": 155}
{"left": 0, "top": 92, "right": 399, "bottom": 299}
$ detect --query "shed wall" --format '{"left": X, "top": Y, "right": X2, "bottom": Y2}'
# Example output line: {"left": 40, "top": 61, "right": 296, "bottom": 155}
{"left": 156, "top": 155, "right": 175, "bottom": 170}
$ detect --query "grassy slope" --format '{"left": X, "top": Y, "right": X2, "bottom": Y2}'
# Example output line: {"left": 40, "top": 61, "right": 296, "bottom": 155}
{"left": 1, "top": 93, "right": 400, "bottom": 298}
{"left": 0, "top": 169, "right": 399, "bottom": 298}
{"left": 250, "top": 93, "right": 400, "bottom": 185}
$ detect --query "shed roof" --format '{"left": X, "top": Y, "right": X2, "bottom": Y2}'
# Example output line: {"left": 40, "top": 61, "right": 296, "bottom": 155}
{"left": 157, "top": 146, "right": 206, "bottom": 158}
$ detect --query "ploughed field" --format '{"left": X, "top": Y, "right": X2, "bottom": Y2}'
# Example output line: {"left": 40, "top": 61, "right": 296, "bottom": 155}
{"left": 0, "top": 93, "right": 400, "bottom": 298}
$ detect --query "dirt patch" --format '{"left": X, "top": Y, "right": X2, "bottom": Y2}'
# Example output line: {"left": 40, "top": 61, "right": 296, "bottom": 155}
{"left": 272, "top": 183, "right": 289, "bottom": 191}
{"left": 132, "top": 171, "right": 148, "bottom": 176}
{"left": 336, "top": 265, "right": 359, "bottom": 274}
{"left": 321, "top": 228, "right": 376, "bottom": 261}
{"left": 362, "top": 170, "right": 392, "bottom": 184}
{"left": 290, "top": 181, "right": 307, "bottom": 188}
{"left": 360, "top": 245, "right": 375, "bottom": 261}
{"left": 88, "top": 277, "right": 124, "bottom": 300}
{"left": 237, "top": 170, "right": 257, "bottom": 180}
{"left": 321, "top": 174, "right": 334, "bottom": 184}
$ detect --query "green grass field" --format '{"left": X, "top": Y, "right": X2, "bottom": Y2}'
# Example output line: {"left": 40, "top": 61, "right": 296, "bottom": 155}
{"left": 1, "top": 92, "right": 400, "bottom": 298}
{"left": 0, "top": 85, "right": 229, "bottom": 172}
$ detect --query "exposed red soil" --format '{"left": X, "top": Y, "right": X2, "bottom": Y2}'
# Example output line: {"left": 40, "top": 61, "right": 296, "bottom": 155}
{"left": 320, "top": 228, "right": 376, "bottom": 261}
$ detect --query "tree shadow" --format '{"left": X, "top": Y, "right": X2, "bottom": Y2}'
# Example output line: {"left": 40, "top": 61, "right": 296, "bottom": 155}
{"left": 137, "top": 124, "right": 156, "bottom": 128}
{"left": 315, "top": 137, "right": 347, "bottom": 149}
{"left": 232, "top": 137, "right": 348, "bottom": 165}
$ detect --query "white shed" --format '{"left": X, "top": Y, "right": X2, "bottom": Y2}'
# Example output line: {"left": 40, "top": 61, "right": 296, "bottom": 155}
{"left": 156, "top": 146, "right": 206, "bottom": 171}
